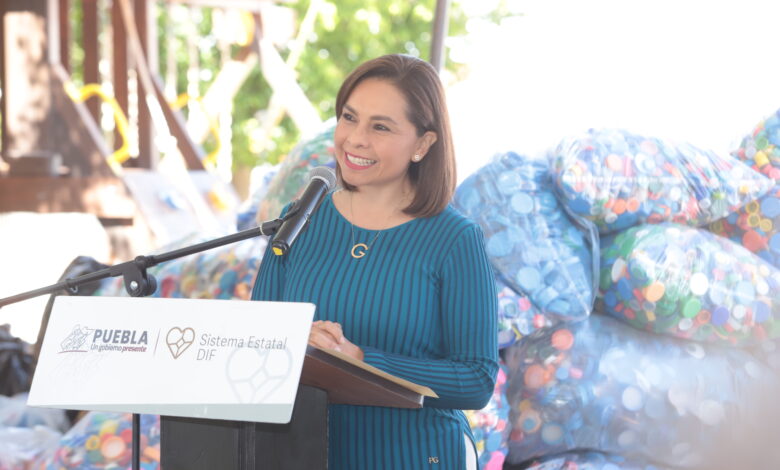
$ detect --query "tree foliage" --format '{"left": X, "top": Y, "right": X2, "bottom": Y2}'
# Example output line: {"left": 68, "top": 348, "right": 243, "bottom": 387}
{"left": 67, "top": 1, "right": 472, "bottom": 171}
{"left": 231, "top": 0, "right": 469, "bottom": 168}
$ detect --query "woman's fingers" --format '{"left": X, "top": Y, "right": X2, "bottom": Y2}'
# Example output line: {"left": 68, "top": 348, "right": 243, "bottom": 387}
{"left": 308, "top": 321, "right": 364, "bottom": 360}
{"left": 309, "top": 322, "right": 345, "bottom": 351}
{"left": 312, "top": 320, "right": 346, "bottom": 343}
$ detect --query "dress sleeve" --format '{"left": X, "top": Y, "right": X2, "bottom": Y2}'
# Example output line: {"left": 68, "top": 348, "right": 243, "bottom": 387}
{"left": 361, "top": 224, "right": 499, "bottom": 410}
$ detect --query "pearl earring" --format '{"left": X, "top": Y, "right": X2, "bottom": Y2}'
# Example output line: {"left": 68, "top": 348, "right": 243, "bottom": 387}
{"left": 413, "top": 154, "right": 422, "bottom": 162}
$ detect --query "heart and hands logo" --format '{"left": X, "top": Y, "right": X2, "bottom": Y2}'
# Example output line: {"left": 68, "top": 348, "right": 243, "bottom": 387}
{"left": 166, "top": 327, "right": 195, "bottom": 359}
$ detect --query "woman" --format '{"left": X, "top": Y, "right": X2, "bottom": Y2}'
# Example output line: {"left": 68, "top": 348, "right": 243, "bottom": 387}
{"left": 252, "top": 54, "right": 497, "bottom": 470}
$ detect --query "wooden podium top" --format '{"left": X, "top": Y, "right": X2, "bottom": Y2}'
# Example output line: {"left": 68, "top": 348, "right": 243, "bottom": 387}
{"left": 301, "top": 346, "right": 437, "bottom": 409}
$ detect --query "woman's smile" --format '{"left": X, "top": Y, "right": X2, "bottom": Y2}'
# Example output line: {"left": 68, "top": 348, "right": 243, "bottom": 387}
{"left": 344, "top": 151, "right": 377, "bottom": 169}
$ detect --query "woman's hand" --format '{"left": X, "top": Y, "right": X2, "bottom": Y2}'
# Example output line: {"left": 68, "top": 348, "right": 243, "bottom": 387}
{"left": 308, "top": 320, "right": 364, "bottom": 361}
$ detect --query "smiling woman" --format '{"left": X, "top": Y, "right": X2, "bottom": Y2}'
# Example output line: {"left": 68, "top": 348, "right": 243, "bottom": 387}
{"left": 335, "top": 78, "right": 436, "bottom": 197}
{"left": 253, "top": 54, "right": 498, "bottom": 470}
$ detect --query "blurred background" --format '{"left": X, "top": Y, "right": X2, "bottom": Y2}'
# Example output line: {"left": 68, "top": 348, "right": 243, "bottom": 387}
{"left": 2, "top": 1, "right": 780, "bottom": 469}
{"left": 2, "top": 0, "right": 779, "bottom": 343}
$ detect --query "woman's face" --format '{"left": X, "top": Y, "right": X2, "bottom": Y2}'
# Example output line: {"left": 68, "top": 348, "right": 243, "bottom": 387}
{"left": 334, "top": 78, "right": 435, "bottom": 193}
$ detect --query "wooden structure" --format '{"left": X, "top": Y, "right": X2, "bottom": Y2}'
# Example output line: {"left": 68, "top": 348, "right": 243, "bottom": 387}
{"left": 0, "top": 0, "right": 450, "bottom": 258}
{"left": 0, "top": 0, "right": 208, "bottom": 219}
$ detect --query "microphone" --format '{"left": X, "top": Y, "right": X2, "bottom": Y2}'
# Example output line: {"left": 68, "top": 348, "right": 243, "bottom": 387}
{"left": 271, "top": 166, "right": 337, "bottom": 256}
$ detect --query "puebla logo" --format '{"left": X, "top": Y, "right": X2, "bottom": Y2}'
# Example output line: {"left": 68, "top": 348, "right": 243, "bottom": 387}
{"left": 60, "top": 325, "right": 92, "bottom": 353}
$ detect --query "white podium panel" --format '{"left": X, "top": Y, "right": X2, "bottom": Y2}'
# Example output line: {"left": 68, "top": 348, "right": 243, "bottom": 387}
{"left": 28, "top": 296, "right": 315, "bottom": 424}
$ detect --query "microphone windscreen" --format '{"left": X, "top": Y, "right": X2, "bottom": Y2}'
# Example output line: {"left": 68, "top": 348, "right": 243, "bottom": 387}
{"left": 309, "top": 166, "right": 337, "bottom": 191}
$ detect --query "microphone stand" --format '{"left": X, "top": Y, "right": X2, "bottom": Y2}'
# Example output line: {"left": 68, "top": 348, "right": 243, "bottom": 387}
{"left": 0, "top": 216, "right": 288, "bottom": 470}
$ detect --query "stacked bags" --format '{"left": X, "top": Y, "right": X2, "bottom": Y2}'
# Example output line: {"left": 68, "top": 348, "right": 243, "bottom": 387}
{"left": 552, "top": 127, "right": 778, "bottom": 346}
{"left": 464, "top": 361, "right": 511, "bottom": 470}
{"left": 552, "top": 128, "right": 771, "bottom": 233}
{"left": 34, "top": 412, "right": 160, "bottom": 469}
{"left": 0, "top": 394, "right": 67, "bottom": 470}
{"left": 453, "top": 152, "right": 599, "bottom": 465}
{"left": 495, "top": 276, "right": 543, "bottom": 349}
{"left": 255, "top": 122, "right": 336, "bottom": 222}
{"left": 502, "top": 315, "right": 780, "bottom": 468}
{"left": 492, "top": 127, "right": 778, "bottom": 468}
{"left": 454, "top": 152, "right": 597, "bottom": 348}
{"left": 599, "top": 224, "right": 779, "bottom": 345}
{"left": 710, "top": 107, "right": 780, "bottom": 267}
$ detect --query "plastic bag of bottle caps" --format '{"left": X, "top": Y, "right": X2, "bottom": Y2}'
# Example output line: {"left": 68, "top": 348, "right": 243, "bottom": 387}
{"left": 709, "top": 108, "right": 780, "bottom": 267}
{"left": 551, "top": 128, "right": 772, "bottom": 234}
{"left": 598, "top": 223, "right": 780, "bottom": 346}
{"left": 256, "top": 122, "right": 336, "bottom": 222}
{"left": 496, "top": 275, "right": 546, "bottom": 349}
{"left": 236, "top": 166, "right": 279, "bottom": 230}
{"left": 0, "top": 425, "right": 62, "bottom": 470}
{"left": 514, "top": 450, "right": 670, "bottom": 470}
{"left": 35, "top": 412, "right": 160, "bottom": 469}
{"left": 0, "top": 393, "right": 69, "bottom": 432}
{"left": 454, "top": 152, "right": 596, "bottom": 324}
{"left": 465, "top": 360, "right": 511, "bottom": 470}
{"left": 94, "top": 236, "right": 267, "bottom": 301}
{"left": 752, "top": 339, "right": 780, "bottom": 373}
{"left": 502, "top": 315, "right": 780, "bottom": 469}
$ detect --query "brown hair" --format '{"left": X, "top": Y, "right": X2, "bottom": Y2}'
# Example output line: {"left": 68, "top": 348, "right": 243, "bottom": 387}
{"left": 335, "top": 54, "right": 456, "bottom": 218}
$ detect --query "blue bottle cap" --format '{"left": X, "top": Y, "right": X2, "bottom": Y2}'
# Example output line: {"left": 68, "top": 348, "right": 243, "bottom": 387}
{"left": 516, "top": 267, "right": 542, "bottom": 292}
{"left": 511, "top": 192, "right": 535, "bottom": 214}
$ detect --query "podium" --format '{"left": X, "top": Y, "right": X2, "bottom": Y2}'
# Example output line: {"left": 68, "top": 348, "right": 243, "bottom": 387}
{"left": 161, "top": 345, "right": 430, "bottom": 470}
{"left": 28, "top": 296, "right": 435, "bottom": 470}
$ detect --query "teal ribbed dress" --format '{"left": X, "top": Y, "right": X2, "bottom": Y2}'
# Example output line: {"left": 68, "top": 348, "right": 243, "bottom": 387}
{"left": 251, "top": 192, "right": 498, "bottom": 470}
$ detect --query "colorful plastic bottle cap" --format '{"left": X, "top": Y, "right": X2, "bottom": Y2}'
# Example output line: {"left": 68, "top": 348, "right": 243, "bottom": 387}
{"left": 99, "top": 420, "right": 119, "bottom": 436}
{"left": 769, "top": 233, "right": 780, "bottom": 254}
{"left": 101, "top": 435, "right": 127, "bottom": 460}
{"left": 644, "top": 281, "right": 665, "bottom": 302}
{"left": 621, "top": 386, "right": 644, "bottom": 411}
{"left": 735, "top": 281, "right": 756, "bottom": 302}
{"left": 711, "top": 306, "right": 729, "bottom": 326}
{"left": 516, "top": 267, "right": 542, "bottom": 292}
{"left": 510, "top": 193, "right": 534, "bottom": 214}
{"left": 688, "top": 272, "right": 709, "bottom": 296}
{"left": 519, "top": 409, "right": 541, "bottom": 433}
{"left": 551, "top": 329, "right": 575, "bottom": 351}
{"left": 524, "top": 364, "right": 547, "bottom": 389}
{"left": 486, "top": 230, "right": 514, "bottom": 258}
{"left": 685, "top": 342, "right": 706, "bottom": 359}
{"left": 732, "top": 304, "right": 747, "bottom": 320}
{"left": 753, "top": 300, "right": 771, "bottom": 323}
{"left": 540, "top": 423, "right": 564, "bottom": 445}
{"left": 761, "top": 195, "right": 780, "bottom": 218}
{"left": 617, "top": 278, "right": 634, "bottom": 300}
{"left": 86, "top": 435, "right": 101, "bottom": 451}
{"left": 611, "top": 257, "right": 627, "bottom": 282}
{"left": 682, "top": 298, "right": 701, "bottom": 318}
{"left": 678, "top": 317, "right": 693, "bottom": 331}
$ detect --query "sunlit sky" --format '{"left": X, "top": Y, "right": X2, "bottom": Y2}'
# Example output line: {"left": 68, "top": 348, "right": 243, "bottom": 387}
{"left": 448, "top": 0, "right": 780, "bottom": 179}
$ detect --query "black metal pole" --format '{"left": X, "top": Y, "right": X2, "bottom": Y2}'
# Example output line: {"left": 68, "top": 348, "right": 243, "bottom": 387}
{"left": 133, "top": 413, "right": 141, "bottom": 470}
